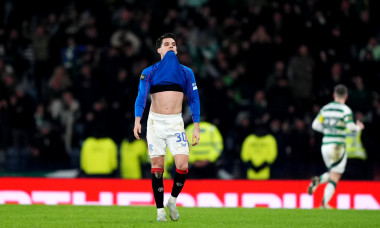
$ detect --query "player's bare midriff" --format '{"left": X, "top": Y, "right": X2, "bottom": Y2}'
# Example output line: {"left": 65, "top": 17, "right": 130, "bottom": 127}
{"left": 150, "top": 91, "right": 183, "bottom": 115}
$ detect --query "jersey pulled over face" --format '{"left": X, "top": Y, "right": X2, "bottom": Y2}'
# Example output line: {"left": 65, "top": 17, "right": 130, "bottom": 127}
{"left": 135, "top": 50, "right": 200, "bottom": 123}
{"left": 158, "top": 38, "right": 177, "bottom": 59}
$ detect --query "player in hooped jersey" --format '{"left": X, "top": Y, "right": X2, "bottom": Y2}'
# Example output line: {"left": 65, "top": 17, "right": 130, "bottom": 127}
{"left": 134, "top": 33, "right": 200, "bottom": 221}
{"left": 308, "top": 84, "right": 364, "bottom": 208}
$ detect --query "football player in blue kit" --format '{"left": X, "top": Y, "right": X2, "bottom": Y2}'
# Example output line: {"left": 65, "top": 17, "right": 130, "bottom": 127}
{"left": 134, "top": 33, "right": 200, "bottom": 221}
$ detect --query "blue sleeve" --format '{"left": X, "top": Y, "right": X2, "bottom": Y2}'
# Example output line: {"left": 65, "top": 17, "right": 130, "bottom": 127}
{"left": 183, "top": 68, "right": 200, "bottom": 123}
{"left": 134, "top": 69, "right": 151, "bottom": 119}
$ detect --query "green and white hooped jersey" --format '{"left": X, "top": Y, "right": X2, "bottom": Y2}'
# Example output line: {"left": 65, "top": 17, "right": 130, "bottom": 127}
{"left": 316, "top": 101, "right": 354, "bottom": 145}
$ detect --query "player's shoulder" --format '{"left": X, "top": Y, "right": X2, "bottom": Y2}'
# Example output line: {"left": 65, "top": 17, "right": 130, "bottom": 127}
{"left": 320, "top": 103, "right": 331, "bottom": 111}
{"left": 321, "top": 101, "right": 341, "bottom": 110}
{"left": 180, "top": 64, "right": 194, "bottom": 74}
{"left": 142, "top": 63, "right": 159, "bottom": 75}
{"left": 322, "top": 102, "right": 352, "bottom": 113}
{"left": 140, "top": 63, "right": 158, "bottom": 80}
{"left": 342, "top": 104, "right": 353, "bottom": 113}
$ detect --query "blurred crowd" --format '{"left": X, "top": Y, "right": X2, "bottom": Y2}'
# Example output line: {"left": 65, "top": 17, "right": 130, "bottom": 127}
{"left": 1, "top": 0, "right": 380, "bottom": 179}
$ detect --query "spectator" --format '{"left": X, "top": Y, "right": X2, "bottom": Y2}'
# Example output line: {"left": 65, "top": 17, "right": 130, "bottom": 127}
{"left": 287, "top": 44, "right": 315, "bottom": 113}
{"left": 287, "top": 118, "right": 312, "bottom": 179}
{"left": 60, "top": 37, "right": 87, "bottom": 71}
{"left": 30, "top": 121, "right": 70, "bottom": 170}
{"left": 47, "top": 65, "right": 72, "bottom": 100}
{"left": 222, "top": 111, "right": 252, "bottom": 179}
{"left": 240, "top": 124, "right": 277, "bottom": 179}
{"left": 355, "top": 10, "right": 376, "bottom": 49}
{"left": 345, "top": 112, "right": 370, "bottom": 180}
{"left": 9, "top": 85, "right": 36, "bottom": 148}
{"left": 29, "top": 24, "right": 52, "bottom": 98}
{"left": 0, "top": 58, "right": 15, "bottom": 80}
{"left": 318, "top": 62, "right": 345, "bottom": 104}
{"left": 269, "top": 118, "right": 290, "bottom": 179}
{"left": 105, "top": 68, "right": 135, "bottom": 144}
{"left": 246, "top": 25, "right": 273, "bottom": 87}
{"left": 359, "top": 37, "right": 380, "bottom": 62}
{"left": 185, "top": 121, "right": 223, "bottom": 179}
{"left": 79, "top": 127, "right": 118, "bottom": 178}
{"left": 120, "top": 134, "right": 148, "bottom": 179}
{"left": 348, "top": 75, "right": 373, "bottom": 116}
{"left": 265, "top": 60, "right": 286, "bottom": 91}
{"left": 60, "top": 91, "right": 80, "bottom": 155}
{"left": 266, "top": 77, "right": 294, "bottom": 120}
{"left": 250, "top": 90, "right": 268, "bottom": 125}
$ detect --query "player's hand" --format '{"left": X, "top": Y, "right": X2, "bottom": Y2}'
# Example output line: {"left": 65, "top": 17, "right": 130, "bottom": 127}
{"left": 356, "top": 120, "right": 365, "bottom": 130}
{"left": 192, "top": 123, "right": 200, "bottom": 146}
{"left": 133, "top": 120, "right": 141, "bottom": 139}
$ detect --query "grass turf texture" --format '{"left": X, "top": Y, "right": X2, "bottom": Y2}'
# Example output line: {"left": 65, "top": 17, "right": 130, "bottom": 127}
{"left": 0, "top": 205, "right": 379, "bottom": 228}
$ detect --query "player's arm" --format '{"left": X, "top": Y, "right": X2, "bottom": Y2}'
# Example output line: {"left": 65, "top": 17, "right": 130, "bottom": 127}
{"left": 134, "top": 70, "right": 151, "bottom": 139}
{"left": 312, "top": 113, "right": 324, "bottom": 133}
{"left": 344, "top": 111, "right": 364, "bottom": 132}
{"left": 184, "top": 68, "right": 200, "bottom": 145}
{"left": 346, "top": 120, "right": 364, "bottom": 131}
{"left": 134, "top": 116, "right": 142, "bottom": 139}
{"left": 184, "top": 68, "right": 200, "bottom": 123}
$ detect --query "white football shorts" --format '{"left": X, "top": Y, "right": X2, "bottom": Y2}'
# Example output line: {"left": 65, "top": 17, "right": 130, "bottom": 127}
{"left": 321, "top": 144, "right": 347, "bottom": 174}
{"left": 147, "top": 112, "right": 189, "bottom": 158}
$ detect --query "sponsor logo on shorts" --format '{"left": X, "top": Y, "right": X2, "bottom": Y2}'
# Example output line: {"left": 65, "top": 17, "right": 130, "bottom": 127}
{"left": 176, "top": 182, "right": 184, "bottom": 187}
{"left": 158, "top": 187, "right": 164, "bottom": 192}
{"left": 140, "top": 74, "right": 145, "bottom": 80}
{"left": 149, "top": 144, "right": 153, "bottom": 151}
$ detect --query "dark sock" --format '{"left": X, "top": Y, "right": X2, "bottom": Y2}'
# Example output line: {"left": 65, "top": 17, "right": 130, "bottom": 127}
{"left": 171, "top": 168, "right": 188, "bottom": 197}
{"left": 151, "top": 168, "right": 164, "bottom": 208}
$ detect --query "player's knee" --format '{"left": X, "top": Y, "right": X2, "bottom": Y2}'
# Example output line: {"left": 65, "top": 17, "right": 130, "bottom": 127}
{"left": 176, "top": 164, "right": 188, "bottom": 171}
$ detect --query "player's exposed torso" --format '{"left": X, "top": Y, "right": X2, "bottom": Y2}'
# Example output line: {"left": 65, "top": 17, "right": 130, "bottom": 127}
{"left": 151, "top": 91, "right": 183, "bottom": 115}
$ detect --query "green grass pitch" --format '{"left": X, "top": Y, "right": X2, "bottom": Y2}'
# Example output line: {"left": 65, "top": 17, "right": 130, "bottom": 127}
{"left": 0, "top": 205, "right": 379, "bottom": 228}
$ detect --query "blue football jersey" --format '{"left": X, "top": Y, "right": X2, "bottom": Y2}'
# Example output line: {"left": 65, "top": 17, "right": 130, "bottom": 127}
{"left": 134, "top": 51, "right": 200, "bottom": 122}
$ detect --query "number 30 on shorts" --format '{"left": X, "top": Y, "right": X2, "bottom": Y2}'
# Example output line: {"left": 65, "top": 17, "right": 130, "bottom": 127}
{"left": 175, "top": 132, "right": 187, "bottom": 143}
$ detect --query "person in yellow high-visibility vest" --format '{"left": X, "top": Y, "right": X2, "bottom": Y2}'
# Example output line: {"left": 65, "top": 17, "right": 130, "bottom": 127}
{"left": 240, "top": 125, "right": 277, "bottom": 179}
{"left": 346, "top": 130, "right": 367, "bottom": 160}
{"left": 185, "top": 121, "right": 223, "bottom": 179}
{"left": 120, "top": 138, "right": 148, "bottom": 179}
{"left": 345, "top": 129, "right": 369, "bottom": 179}
{"left": 80, "top": 136, "right": 118, "bottom": 177}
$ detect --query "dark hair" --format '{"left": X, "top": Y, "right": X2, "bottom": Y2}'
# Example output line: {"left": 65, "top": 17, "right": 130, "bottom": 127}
{"left": 156, "top": 33, "right": 176, "bottom": 49}
{"left": 334, "top": 84, "right": 348, "bottom": 98}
